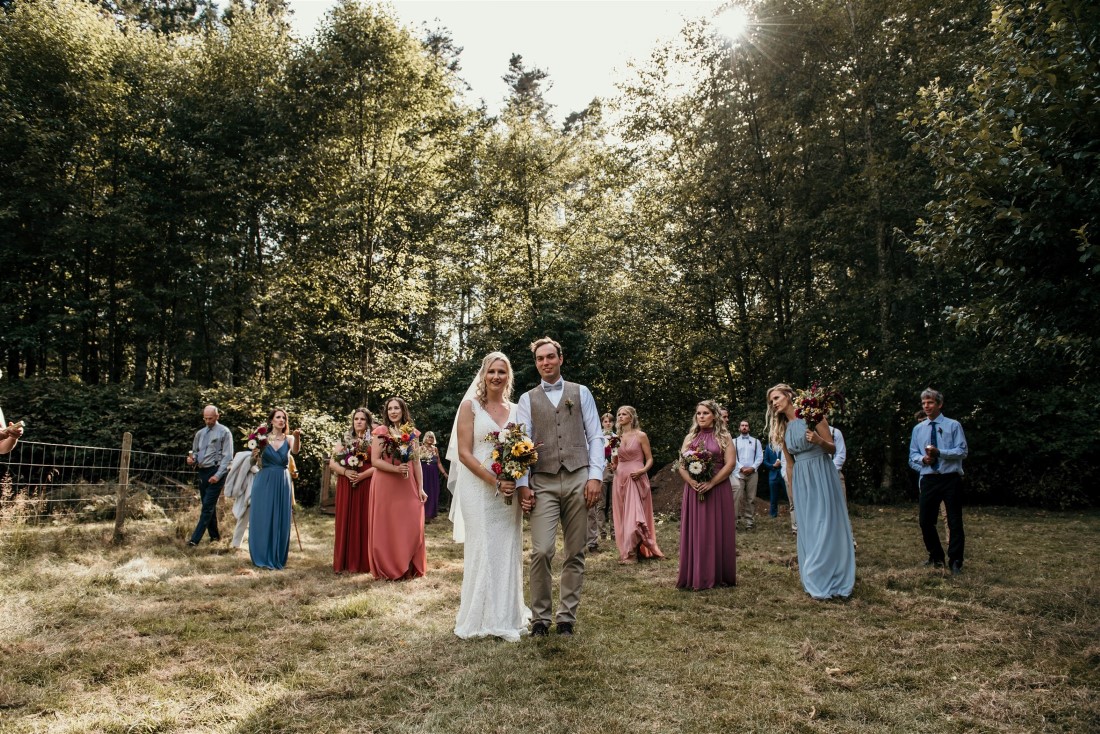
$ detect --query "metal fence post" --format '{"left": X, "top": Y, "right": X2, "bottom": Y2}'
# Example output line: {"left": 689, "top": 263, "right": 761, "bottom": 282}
{"left": 113, "top": 432, "right": 132, "bottom": 543}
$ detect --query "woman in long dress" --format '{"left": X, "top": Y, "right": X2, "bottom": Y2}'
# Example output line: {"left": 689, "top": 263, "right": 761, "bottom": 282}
{"left": 419, "top": 431, "right": 446, "bottom": 521}
{"left": 368, "top": 398, "right": 428, "bottom": 580}
{"left": 331, "top": 408, "right": 375, "bottom": 574}
{"left": 249, "top": 408, "right": 298, "bottom": 570}
{"left": 765, "top": 383, "right": 855, "bottom": 599}
{"left": 611, "top": 405, "right": 663, "bottom": 564}
{"left": 451, "top": 351, "right": 531, "bottom": 641}
{"left": 676, "top": 400, "right": 737, "bottom": 590}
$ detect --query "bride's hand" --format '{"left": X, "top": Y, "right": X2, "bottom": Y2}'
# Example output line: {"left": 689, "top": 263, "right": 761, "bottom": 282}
{"left": 497, "top": 479, "right": 516, "bottom": 498}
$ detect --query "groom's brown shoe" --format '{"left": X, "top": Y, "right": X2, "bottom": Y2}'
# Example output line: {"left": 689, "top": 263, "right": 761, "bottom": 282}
{"left": 556, "top": 622, "right": 574, "bottom": 637}
{"left": 531, "top": 621, "right": 550, "bottom": 637}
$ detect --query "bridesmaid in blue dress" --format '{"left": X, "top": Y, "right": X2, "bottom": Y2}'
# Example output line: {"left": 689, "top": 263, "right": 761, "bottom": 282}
{"left": 765, "top": 384, "right": 855, "bottom": 599}
{"left": 249, "top": 408, "right": 299, "bottom": 570}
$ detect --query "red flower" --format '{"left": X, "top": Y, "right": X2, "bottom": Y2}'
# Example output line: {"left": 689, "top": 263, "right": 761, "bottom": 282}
{"left": 491, "top": 462, "right": 503, "bottom": 475}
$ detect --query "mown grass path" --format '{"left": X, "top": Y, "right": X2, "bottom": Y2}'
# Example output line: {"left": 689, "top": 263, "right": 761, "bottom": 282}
{"left": 1, "top": 505, "right": 1097, "bottom": 733}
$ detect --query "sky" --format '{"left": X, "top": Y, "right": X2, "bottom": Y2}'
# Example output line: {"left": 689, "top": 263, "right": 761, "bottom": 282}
{"left": 285, "top": 1, "right": 727, "bottom": 116}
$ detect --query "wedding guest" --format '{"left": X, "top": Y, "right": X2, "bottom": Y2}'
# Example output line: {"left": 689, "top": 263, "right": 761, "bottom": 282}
{"left": 732, "top": 419, "right": 764, "bottom": 529}
{"left": 913, "top": 409, "right": 950, "bottom": 547}
{"left": 330, "top": 408, "right": 375, "bottom": 574}
{"left": 676, "top": 400, "right": 737, "bottom": 590}
{"left": 587, "top": 412, "right": 616, "bottom": 552}
{"left": 612, "top": 406, "right": 663, "bottom": 564}
{"left": 185, "top": 405, "right": 233, "bottom": 546}
{"left": 420, "top": 431, "right": 446, "bottom": 521}
{"left": 369, "top": 397, "right": 427, "bottom": 580}
{"left": 0, "top": 408, "right": 24, "bottom": 457}
{"left": 762, "top": 442, "right": 785, "bottom": 518}
{"left": 248, "top": 408, "right": 298, "bottom": 569}
{"left": 766, "top": 384, "right": 855, "bottom": 599}
{"left": 908, "top": 388, "right": 968, "bottom": 575}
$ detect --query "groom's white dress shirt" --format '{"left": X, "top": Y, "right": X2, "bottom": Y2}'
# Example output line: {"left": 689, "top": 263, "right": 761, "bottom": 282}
{"left": 515, "top": 378, "right": 605, "bottom": 488}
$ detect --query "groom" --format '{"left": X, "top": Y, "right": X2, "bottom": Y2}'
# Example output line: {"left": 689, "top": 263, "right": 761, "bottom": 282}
{"left": 515, "top": 337, "right": 605, "bottom": 637}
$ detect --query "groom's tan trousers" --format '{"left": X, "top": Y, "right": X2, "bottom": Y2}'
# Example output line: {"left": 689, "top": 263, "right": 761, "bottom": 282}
{"left": 530, "top": 466, "right": 589, "bottom": 626}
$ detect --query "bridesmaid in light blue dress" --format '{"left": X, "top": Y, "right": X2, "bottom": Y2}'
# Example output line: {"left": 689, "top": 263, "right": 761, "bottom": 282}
{"left": 766, "top": 384, "right": 855, "bottom": 599}
{"left": 249, "top": 408, "right": 297, "bottom": 570}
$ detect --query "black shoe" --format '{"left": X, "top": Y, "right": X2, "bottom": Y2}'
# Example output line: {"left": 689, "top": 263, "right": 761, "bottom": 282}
{"left": 187, "top": 541, "right": 198, "bottom": 547}
{"left": 587, "top": 543, "right": 599, "bottom": 553}
{"left": 530, "top": 621, "right": 550, "bottom": 637}
{"left": 923, "top": 558, "right": 944, "bottom": 569}
{"left": 209, "top": 537, "right": 221, "bottom": 543}
{"left": 950, "top": 562, "right": 962, "bottom": 576}
{"left": 556, "top": 622, "right": 574, "bottom": 637}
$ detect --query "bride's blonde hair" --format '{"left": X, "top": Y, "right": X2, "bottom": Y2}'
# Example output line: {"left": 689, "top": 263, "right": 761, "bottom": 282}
{"left": 474, "top": 351, "right": 514, "bottom": 406}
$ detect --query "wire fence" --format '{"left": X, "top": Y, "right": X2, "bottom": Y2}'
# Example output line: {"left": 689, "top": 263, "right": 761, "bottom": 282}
{"left": 0, "top": 437, "right": 198, "bottom": 526}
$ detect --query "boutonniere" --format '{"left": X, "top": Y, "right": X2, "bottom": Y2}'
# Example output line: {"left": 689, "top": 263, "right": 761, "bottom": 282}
{"left": 563, "top": 398, "right": 575, "bottom": 414}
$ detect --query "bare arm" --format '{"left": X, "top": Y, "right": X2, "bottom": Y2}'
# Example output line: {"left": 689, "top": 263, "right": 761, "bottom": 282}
{"left": 805, "top": 417, "right": 835, "bottom": 453}
{"left": 635, "top": 432, "right": 654, "bottom": 477}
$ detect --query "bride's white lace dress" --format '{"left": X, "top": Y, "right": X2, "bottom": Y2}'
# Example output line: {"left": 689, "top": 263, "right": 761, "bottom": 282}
{"left": 453, "top": 400, "right": 531, "bottom": 641}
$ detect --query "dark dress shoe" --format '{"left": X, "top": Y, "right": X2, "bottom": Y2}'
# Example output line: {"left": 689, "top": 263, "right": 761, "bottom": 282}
{"left": 187, "top": 541, "right": 198, "bottom": 547}
{"left": 923, "top": 559, "right": 944, "bottom": 569}
{"left": 556, "top": 622, "right": 574, "bottom": 637}
{"left": 950, "top": 562, "right": 962, "bottom": 576}
{"left": 530, "top": 621, "right": 550, "bottom": 637}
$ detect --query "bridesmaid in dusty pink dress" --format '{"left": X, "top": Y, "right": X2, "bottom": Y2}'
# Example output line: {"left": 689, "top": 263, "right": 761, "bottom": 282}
{"left": 368, "top": 397, "right": 428, "bottom": 580}
{"left": 611, "top": 406, "right": 664, "bottom": 564}
{"left": 676, "top": 399, "right": 737, "bottom": 590}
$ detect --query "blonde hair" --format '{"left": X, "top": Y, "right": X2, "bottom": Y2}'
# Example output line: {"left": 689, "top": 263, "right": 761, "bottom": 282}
{"left": 680, "top": 400, "right": 731, "bottom": 452}
{"left": 423, "top": 431, "right": 436, "bottom": 444}
{"left": 764, "top": 383, "right": 797, "bottom": 449}
{"left": 474, "top": 352, "right": 514, "bottom": 406}
{"left": 616, "top": 405, "right": 640, "bottom": 433}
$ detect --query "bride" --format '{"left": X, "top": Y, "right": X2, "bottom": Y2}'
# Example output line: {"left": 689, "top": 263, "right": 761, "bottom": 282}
{"left": 447, "top": 351, "right": 531, "bottom": 641}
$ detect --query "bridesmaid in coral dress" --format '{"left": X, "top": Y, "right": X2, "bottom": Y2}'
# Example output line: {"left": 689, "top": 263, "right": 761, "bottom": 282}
{"left": 368, "top": 397, "right": 428, "bottom": 580}
{"left": 330, "top": 408, "right": 375, "bottom": 574}
{"left": 611, "top": 406, "right": 664, "bottom": 564}
{"left": 676, "top": 400, "right": 737, "bottom": 590}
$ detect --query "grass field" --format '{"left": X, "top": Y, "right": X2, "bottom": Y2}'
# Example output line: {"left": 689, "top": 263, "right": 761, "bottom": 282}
{"left": 1, "top": 504, "right": 1097, "bottom": 733}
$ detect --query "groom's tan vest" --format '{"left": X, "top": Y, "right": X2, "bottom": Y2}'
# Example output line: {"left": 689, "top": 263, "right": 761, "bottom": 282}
{"left": 528, "top": 382, "right": 589, "bottom": 475}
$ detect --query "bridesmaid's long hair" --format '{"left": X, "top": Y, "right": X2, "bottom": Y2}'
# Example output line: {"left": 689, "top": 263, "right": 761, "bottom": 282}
{"left": 764, "top": 383, "right": 797, "bottom": 450}
{"left": 680, "top": 400, "right": 731, "bottom": 452}
{"left": 474, "top": 351, "right": 514, "bottom": 406}
{"left": 343, "top": 407, "right": 374, "bottom": 447}
{"left": 616, "top": 405, "right": 640, "bottom": 434}
{"left": 381, "top": 397, "right": 413, "bottom": 429}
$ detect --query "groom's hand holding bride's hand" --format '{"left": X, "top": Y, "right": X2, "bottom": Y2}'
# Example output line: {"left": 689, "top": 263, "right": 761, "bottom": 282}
{"left": 519, "top": 487, "right": 535, "bottom": 513}
{"left": 584, "top": 479, "right": 601, "bottom": 508}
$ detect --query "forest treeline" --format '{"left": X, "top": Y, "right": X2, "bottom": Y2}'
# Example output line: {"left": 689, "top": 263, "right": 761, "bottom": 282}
{"left": 1, "top": 0, "right": 1097, "bottom": 506}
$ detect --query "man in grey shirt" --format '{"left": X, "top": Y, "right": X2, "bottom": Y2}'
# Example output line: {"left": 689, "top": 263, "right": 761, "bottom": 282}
{"left": 186, "top": 405, "right": 233, "bottom": 546}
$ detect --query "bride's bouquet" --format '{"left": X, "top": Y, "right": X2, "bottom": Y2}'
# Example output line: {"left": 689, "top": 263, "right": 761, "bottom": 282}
{"left": 794, "top": 382, "right": 844, "bottom": 429}
{"left": 485, "top": 422, "right": 541, "bottom": 505}
{"left": 678, "top": 445, "right": 715, "bottom": 502}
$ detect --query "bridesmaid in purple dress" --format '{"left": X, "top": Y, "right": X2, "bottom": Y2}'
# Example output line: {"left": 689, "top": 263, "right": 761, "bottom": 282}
{"left": 676, "top": 399, "right": 737, "bottom": 590}
{"left": 420, "top": 431, "right": 447, "bottom": 521}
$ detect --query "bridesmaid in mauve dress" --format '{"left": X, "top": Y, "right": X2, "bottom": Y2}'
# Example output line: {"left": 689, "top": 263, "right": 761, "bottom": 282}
{"left": 676, "top": 400, "right": 737, "bottom": 590}
{"left": 419, "top": 432, "right": 447, "bottom": 521}
{"left": 330, "top": 408, "right": 375, "bottom": 574}
{"left": 249, "top": 408, "right": 298, "bottom": 571}
{"left": 368, "top": 397, "right": 428, "bottom": 580}
{"left": 611, "top": 405, "right": 664, "bottom": 563}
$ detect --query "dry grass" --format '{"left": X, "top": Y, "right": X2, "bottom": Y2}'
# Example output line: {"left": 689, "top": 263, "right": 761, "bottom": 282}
{"left": 0, "top": 505, "right": 1097, "bottom": 733}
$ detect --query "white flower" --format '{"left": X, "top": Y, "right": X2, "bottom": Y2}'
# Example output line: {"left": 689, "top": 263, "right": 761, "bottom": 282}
{"left": 247, "top": 438, "right": 258, "bottom": 450}
{"left": 688, "top": 461, "right": 704, "bottom": 475}
{"left": 347, "top": 456, "right": 360, "bottom": 468}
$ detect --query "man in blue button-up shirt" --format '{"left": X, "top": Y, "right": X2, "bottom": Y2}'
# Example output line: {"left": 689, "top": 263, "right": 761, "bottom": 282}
{"left": 185, "top": 405, "right": 234, "bottom": 546}
{"left": 908, "top": 388, "right": 968, "bottom": 574}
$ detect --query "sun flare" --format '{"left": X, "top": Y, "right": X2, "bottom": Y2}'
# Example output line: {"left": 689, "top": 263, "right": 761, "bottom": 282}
{"left": 716, "top": 6, "right": 751, "bottom": 40}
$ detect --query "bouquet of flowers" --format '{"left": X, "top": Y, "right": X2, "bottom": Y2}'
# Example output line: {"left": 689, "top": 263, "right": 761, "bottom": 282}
{"left": 794, "top": 382, "right": 844, "bottom": 429}
{"left": 679, "top": 444, "right": 715, "bottom": 501}
{"left": 245, "top": 425, "right": 269, "bottom": 469}
{"left": 333, "top": 438, "right": 369, "bottom": 474}
{"left": 485, "top": 422, "right": 542, "bottom": 505}
{"left": 379, "top": 422, "right": 418, "bottom": 463}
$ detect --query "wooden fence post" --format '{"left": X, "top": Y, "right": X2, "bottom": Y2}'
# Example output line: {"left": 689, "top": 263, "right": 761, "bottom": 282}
{"left": 113, "top": 432, "right": 132, "bottom": 544}
{"left": 320, "top": 463, "right": 336, "bottom": 514}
